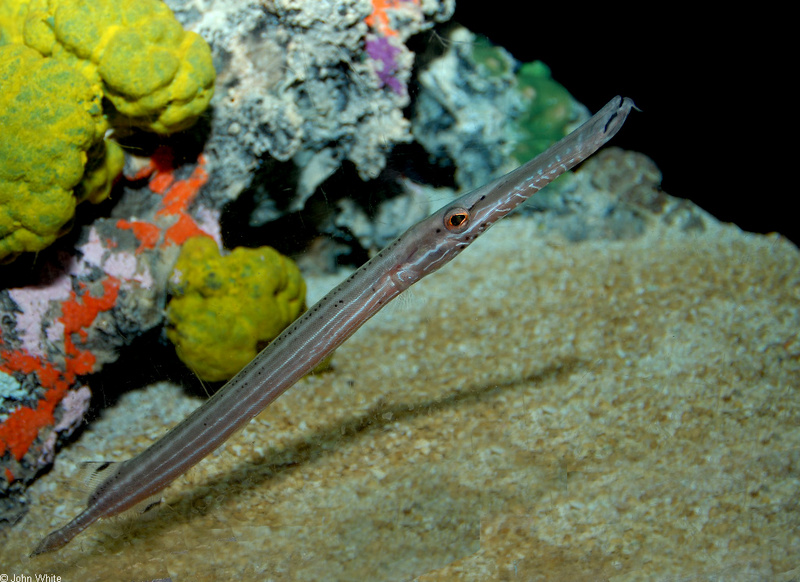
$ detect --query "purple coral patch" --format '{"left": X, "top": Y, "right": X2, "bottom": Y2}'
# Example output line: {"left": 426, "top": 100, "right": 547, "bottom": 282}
{"left": 366, "top": 36, "right": 404, "bottom": 94}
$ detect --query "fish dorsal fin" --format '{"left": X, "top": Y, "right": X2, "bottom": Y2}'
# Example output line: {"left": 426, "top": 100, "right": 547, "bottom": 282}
{"left": 76, "top": 461, "right": 120, "bottom": 496}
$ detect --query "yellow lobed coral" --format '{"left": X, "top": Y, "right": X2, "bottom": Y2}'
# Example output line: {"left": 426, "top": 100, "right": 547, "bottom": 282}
{"left": 0, "top": 44, "right": 122, "bottom": 262}
{"left": 2, "top": 0, "right": 216, "bottom": 134}
{"left": 0, "top": 0, "right": 215, "bottom": 261}
{"left": 166, "top": 237, "right": 307, "bottom": 382}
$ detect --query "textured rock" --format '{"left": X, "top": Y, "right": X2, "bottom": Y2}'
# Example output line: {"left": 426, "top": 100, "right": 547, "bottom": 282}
{"left": 412, "top": 26, "right": 588, "bottom": 191}
{"left": 166, "top": 0, "right": 454, "bottom": 213}
{"left": 0, "top": 153, "right": 219, "bottom": 522}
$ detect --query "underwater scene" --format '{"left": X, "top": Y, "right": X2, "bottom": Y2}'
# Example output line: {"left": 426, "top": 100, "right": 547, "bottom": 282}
{"left": 1, "top": 0, "right": 798, "bottom": 580}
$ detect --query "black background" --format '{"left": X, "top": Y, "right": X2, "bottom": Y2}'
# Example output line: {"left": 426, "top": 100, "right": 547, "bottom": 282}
{"left": 451, "top": 5, "right": 795, "bottom": 246}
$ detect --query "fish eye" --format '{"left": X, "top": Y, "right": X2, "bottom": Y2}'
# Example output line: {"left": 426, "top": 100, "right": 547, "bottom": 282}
{"left": 444, "top": 207, "right": 470, "bottom": 233}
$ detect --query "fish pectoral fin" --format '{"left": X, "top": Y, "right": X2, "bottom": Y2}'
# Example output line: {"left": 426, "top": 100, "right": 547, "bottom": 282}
{"left": 132, "top": 492, "right": 164, "bottom": 515}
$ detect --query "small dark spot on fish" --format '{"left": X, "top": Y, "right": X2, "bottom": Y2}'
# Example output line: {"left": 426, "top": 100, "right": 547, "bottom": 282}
{"left": 604, "top": 112, "right": 618, "bottom": 133}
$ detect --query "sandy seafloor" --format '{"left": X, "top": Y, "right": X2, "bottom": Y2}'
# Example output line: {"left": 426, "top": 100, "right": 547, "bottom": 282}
{"left": 2, "top": 212, "right": 799, "bottom": 580}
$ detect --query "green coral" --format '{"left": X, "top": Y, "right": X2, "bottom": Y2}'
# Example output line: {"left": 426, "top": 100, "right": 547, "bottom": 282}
{"left": 166, "top": 237, "right": 307, "bottom": 382}
{"left": 512, "top": 60, "right": 578, "bottom": 164}
{"left": 470, "top": 34, "right": 514, "bottom": 79}
{"left": 467, "top": 34, "right": 579, "bottom": 165}
{"left": 0, "top": 44, "right": 122, "bottom": 262}
{"left": 0, "top": 0, "right": 215, "bottom": 262}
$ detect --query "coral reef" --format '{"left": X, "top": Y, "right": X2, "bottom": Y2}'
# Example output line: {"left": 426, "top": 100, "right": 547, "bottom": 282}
{"left": 164, "top": 0, "right": 453, "bottom": 211}
{"left": 412, "top": 26, "right": 587, "bottom": 190}
{"left": 0, "top": 0, "right": 458, "bottom": 525}
{"left": 0, "top": 7, "right": 599, "bottom": 524}
{"left": 0, "top": 149, "right": 220, "bottom": 523}
{"left": 0, "top": 0, "right": 687, "bottom": 544}
{"left": 166, "top": 236, "right": 306, "bottom": 382}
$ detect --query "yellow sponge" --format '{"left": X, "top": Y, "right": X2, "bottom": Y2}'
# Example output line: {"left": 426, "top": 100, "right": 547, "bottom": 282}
{"left": 2, "top": 0, "right": 215, "bottom": 133}
{"left": 0, "top": 44, "right": 120, "bottom": 262}
{"left": 166, "top": 237, "right": 307, "bottom": 382}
